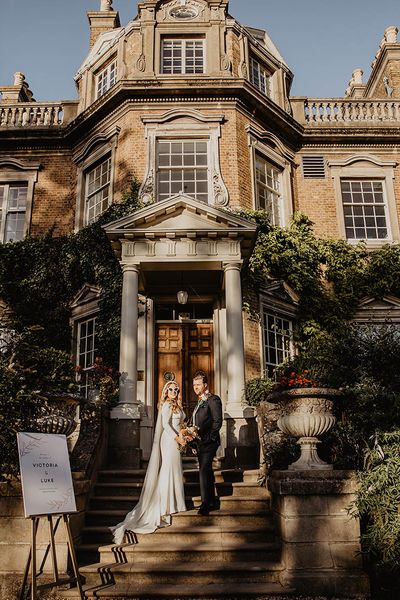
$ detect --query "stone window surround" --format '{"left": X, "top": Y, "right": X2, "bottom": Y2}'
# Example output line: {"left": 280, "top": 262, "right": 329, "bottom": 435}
{"left": 69, "top": 284, "right": 101, "bottom": 395}
{"left": 248, "top": 128, "right": 293, "bottom": 227}
{"left": 0, "top": 158, "right": 40, "bottom": 243}
{"left": 249, "top": 56, "right": 272, "bottom": 98}
{"left": 260, "top": 296, "right": 296, "bottom": 375}
{"left": 154, "top": 22, "right": 211, "bottom": 76}
{"left": 139, "top": 109, "right": 229, "bottom": 207}
{"left": 247, "top": 42, "right": 277, "bottom": 101}
{"left": 74, "top": 127, "right": 119, "bottom": 231}
{"left": 328, "top": 155, "right": 399, "bottom": 247}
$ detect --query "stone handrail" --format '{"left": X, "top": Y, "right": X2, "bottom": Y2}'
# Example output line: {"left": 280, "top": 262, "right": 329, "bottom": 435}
{"left": 291, "top": 97, "right": 400, "bottom": 126}
{"left": 0, "top": 101, "right": 78, "bottom": 128}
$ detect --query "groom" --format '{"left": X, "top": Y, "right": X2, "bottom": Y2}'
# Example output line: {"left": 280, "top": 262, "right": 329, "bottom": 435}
{"left": 191, "top": 370, "right": 223, "bottom": 516}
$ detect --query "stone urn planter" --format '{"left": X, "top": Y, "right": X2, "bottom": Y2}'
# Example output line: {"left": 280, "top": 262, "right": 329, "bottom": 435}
{"left": 30, "top": 392, "right": 82, "bottom": 438}
{"left": 267, "top": 387, "right": 343, "bottom": 470}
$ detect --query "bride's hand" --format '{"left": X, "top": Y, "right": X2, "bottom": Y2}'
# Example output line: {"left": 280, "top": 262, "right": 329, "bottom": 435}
{"left": 176, "top": 434, "right": 186, "bottom": 446}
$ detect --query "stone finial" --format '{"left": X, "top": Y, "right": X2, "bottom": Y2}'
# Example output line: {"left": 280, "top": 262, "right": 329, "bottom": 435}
{"left": 384, "top": 25, "right": 398, "bottom": 44}
{"left": 13, "top": 72, "right": 25, "bottom": 86}
{"left": 352, "top": 68, "right": 363, "bottom": 85}
{"left": 100, "top": 0, "right": 113, "bottom": 11}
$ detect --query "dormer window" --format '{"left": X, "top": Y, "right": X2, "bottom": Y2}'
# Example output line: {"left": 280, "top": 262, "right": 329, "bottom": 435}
{"left": 250, "top": 57, "right": 272, "bottom": 98}
{"left": 161, "top": 38, "right": 205, "bottom": 74}
{"left": 96, "top": 59, "right": 117, "bottom": 99}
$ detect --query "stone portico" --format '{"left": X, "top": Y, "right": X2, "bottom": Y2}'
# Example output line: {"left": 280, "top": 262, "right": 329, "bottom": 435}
{"left": 103, "top": 193, "right": 258, "bottom": 467}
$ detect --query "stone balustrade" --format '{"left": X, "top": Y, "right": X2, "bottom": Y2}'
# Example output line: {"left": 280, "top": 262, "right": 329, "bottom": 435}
{"left": 291, "top": 97, "right": 400, "bottom": 126}
{"left": 0, "top": 101, "right": 78, "bottom": 128}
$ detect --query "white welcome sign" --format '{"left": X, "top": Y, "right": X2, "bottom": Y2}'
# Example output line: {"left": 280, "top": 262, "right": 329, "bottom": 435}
{"left": 17, "top": 433, "right": 77, "bottom": 517}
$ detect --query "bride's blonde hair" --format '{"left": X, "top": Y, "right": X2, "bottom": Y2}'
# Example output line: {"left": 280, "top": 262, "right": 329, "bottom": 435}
{"left": 158, "top": 380, "right": 182, "bottom": 412}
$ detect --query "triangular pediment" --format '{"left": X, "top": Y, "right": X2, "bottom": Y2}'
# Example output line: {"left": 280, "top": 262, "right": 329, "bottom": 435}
{"left": 261, "top": 279, "right": 299, "bottom": 305}
{"left": 103, "top": 195, "right": 258, "bottom": 237}
{"left": 358, "top": 295, "right": 400, "bottom": 311}
{"left": 70, "top": 284, "right": 101, "bottom": 309}
{"left": 354, "top": 295, "right": 400, "bottom": 322}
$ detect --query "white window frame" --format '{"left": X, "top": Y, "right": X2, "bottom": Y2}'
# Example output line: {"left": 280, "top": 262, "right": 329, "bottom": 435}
{"left": 254, "top": 154, "right": 282, "bottom": 225}
{"left": 139, "top": 109, "right": 228, "bottom": 207}
{"left": 156, "top": 138, "right": 209, "bottom": 203}
{"left": 76, "top": 316, "right": 98, "bottom": 398}
{"left": 96, "top": 58, "right": 117, "bottom": 99}
{"left": 248, "top": 129, "right": 293, "bottom": 227}
{"left": 250, "top": 56, "right": 272, "bottom": 98}
{"left": 261, "top": 308, "right": 293, "bottom": 376}
{"left": 74, "top": 128, "right": 119, "bottom": 231}
{"left": 340, "top": 179, "right": 390, "bottom": 242}
{"left": 0, "top": 160, "right": 39, "bottom": 243}
{"left": 328, "top": 155, "right": 400, "bottom": 247}
{"left": 161, "top": 38, "right": 205, "bottom": 74}
{"left": 84, "top": 155, "right": 112, "bottom": 225}
{"left": 0, "top": 183, "right": 28, "bottom": 243}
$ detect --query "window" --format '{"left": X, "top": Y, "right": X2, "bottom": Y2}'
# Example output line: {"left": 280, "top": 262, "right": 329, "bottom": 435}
{"left": 85, "top": 156, "right": 112, "bottom": 224}
{"left": 255, "top": 154, "right": 282, "bottom": 225}
{"left": 250, "top": 57, "right": 271, "bottom": 97}
{"left": 157, "top": 140, "right": 208, "bottom": 203}
{"left": 263, "top": 312, "right": 292, "bottom": 377}
{"left": 161, "top": 39, "right": 204, "bottom": 74}
{"left": 341, "top": 180, "right": 388, "bottom": 241}
{"left": 77, "top": 316, "right": 98, "bottom": 398}
{"left": 0, "top": 183, "right": 28, "bottom": 242}
{"left": 96, "top": 59, "right": 117, "bottom": 99}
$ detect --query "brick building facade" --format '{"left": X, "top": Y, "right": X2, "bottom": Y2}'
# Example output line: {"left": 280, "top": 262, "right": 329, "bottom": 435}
{"left": 1, "top": 0, "right": 400, "bottom": 464}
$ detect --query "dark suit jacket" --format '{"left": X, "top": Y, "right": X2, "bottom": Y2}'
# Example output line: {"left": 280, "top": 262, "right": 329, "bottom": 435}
{"left": 192, "top": 394, "right": 223, "bottom": 446}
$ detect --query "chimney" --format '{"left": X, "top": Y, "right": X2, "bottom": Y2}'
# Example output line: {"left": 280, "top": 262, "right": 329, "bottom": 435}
{"left": 0, "top": 72, "right": 35, "bottom": 104}
{"left": 87, "top": 0, "right": 121, "bottom": 50}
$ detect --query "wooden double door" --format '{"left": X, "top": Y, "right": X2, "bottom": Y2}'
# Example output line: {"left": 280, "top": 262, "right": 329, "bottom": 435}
{"left": 156, "top": 322, "right": 214, "bottom": 418}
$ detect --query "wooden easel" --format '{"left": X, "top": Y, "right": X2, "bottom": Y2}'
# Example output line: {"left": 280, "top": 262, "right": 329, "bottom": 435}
{"left": 18, "top": 513, "right": 85, "bottom": 600}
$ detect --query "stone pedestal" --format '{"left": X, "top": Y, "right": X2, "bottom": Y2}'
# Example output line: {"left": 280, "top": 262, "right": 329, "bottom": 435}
{"left": 107, "top": 418, "right": 142, "bottom": 468}
{"left": 269, "top": 470, "right": 370, "bottom": 598}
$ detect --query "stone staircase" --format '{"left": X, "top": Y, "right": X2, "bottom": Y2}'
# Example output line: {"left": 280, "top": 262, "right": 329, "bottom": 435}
{"left": 62, "top": 460, "right": 294, "bottom": 599}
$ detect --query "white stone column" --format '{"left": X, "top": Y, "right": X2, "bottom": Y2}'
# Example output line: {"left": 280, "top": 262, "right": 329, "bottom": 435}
{"left": 111, "top": 264, "right": 141, "bottom": 419}
{"left": 223, "top": 262, "right": 246, "bottom": 416}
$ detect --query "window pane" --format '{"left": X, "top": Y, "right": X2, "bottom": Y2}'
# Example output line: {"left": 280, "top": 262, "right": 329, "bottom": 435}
{"left": 341, "top": 179, "right": 388, "bottom": 240}
{"left": 157, "top": 139, "right": 209, "bottom": 202}
{"left": 96, "top": 60, "right": 117, "bottom": 98}
{"left": 263, "top": 312, "right": 291, "bottom": 374}
{"left": 255, "top": 154, "right": 282, "bottom": 225}
{"left": 85, "top": 157, "right": 111, "bottom": 224}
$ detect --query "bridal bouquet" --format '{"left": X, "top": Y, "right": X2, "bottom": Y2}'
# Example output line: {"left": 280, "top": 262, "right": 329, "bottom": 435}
{"left": 178, "top": 422, "right": 200, "bottom": 454}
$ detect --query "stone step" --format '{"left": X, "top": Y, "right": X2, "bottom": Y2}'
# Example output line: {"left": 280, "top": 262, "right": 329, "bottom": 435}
{"left": 85, "top": 508, "right": 274, "bottom": 528}
{"left": 191, "top": 495, "right": 269, "bottom": 511}
{"left": 215, "top": 481, "right": 269, "bottom": 498}
{"left": 60, "top": 581, "right": 295, "bottom": 599}
{"left": 81, "top": 523, "right": 275, "bottom": 545}
{"left": 97, "top": 541, "right": 281, "bottom": 564}
{"left": 93, "top": 481, "right": 200, "bottom": 497}
{"left": 78, "top": 560, "right": 284, "bottom": 586}
{"left": 89, "top": 496, "right": 197, "bottom": 511}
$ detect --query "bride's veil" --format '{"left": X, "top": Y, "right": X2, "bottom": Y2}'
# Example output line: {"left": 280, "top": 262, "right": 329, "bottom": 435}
{"left": 110, "top": 382, "right": 176, "bottom": 544}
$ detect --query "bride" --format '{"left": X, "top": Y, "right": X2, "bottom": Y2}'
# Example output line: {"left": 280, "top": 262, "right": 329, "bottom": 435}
{"left": 111, "top": 380, "right": 187, "bottom": 544}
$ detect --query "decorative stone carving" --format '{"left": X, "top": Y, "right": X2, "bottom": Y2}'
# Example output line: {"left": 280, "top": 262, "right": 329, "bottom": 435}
{"left": 268, "top": 387, "right": 342, "bottom": 470}
{"left": 221, "top": 54, "right": 231, "bottom": 72}
{"left": 212, "top": 170, "right": 229, "bottom": 206}
{"left": 240, "top": 61, "right": 248, "bottom": 79}
{"left": 100, "top": 0, "right": 113, "bottom": 11}
{"left": 384, "top": 25, "right": 398, "bottom": 44}
{"left": 161, "top": 0, "right": 205, "bottom": 22}
{"left": 137, "top": 54, "right": 146, "bottom": 72}
{"left": 383, "top": 76, "right": 393, "bottom": 98}
{"left": 139, "top": 168, "right": 154, "bottom": 204}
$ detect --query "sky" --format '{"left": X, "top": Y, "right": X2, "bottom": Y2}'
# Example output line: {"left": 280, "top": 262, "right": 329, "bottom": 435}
{"left": 0, "top": 0, "right": 400, "bottom": 101}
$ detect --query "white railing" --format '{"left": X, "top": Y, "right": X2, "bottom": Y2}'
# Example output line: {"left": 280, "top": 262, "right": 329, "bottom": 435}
{"left": 0, "top": 101, "right": 78, "bottom": 128}
{"left": 291, "top": 98, "right": 400, "bottom": 126}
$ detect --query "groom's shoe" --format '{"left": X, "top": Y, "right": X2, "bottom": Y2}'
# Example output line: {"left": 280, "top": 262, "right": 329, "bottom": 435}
{"left": 197, "top": 503, "right": 210, "bottom": 516}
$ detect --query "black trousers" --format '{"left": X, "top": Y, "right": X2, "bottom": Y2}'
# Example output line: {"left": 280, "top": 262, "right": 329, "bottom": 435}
{"left": 198, "top": 441, "right": 219, "bottom": 506}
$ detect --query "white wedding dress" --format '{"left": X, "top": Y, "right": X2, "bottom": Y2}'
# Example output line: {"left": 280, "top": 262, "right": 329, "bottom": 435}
{"left": 110, "top": 401, "right": 186, "bottom": 545}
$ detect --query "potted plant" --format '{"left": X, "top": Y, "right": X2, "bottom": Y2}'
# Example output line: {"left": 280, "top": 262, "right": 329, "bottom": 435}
{"left": 267, "top": 365, "right": 343, "bottom": 470}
